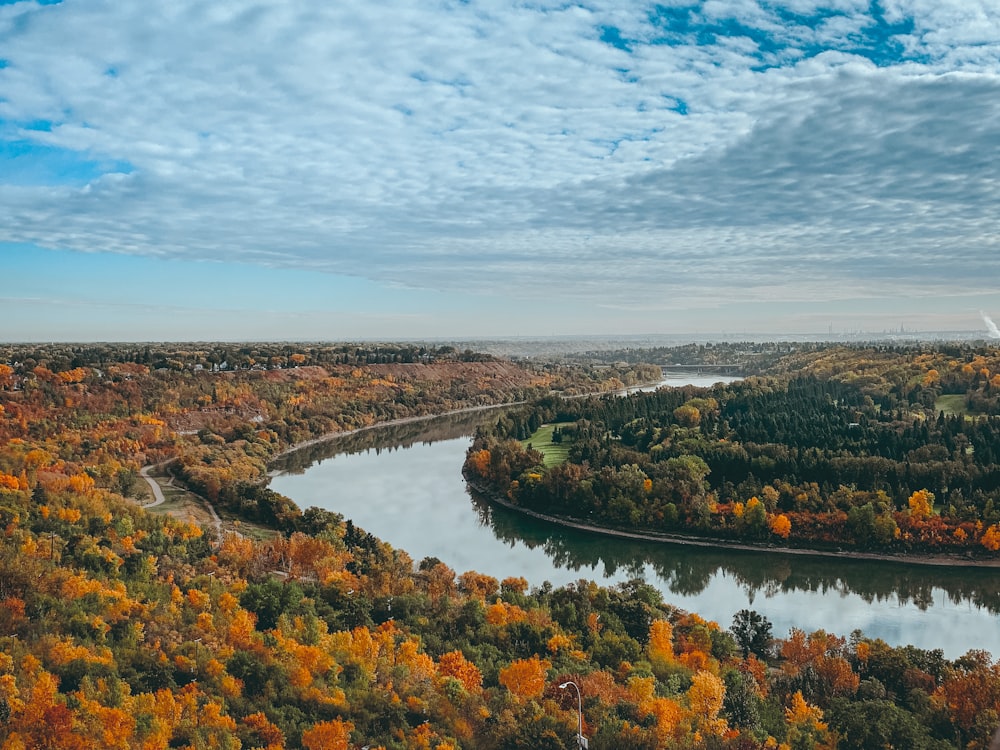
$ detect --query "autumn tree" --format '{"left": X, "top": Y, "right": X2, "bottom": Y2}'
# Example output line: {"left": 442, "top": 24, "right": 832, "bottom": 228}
{"left": 785, "top": 690, "right": 831, "bottom": 750}
{"left": 647, "top": 619, "right": 675, "bottom": 667}
{"left": 301, "top": 718, "right": 353, "bottom": 750}
{"left": 499, "top": 656, "right": 551, "bottom": 701}
{"left": 908, "top": 489, "right": 935, "bottom": 521}
{"left": 687, "top": 669, "right": 727, "bottom": 737}
{"left": 438, "top": 650, "right": 482, "bottom": 694}
{"left": 982, "top": 523, "right": 1000, "bottom": 552}
{"left": 769, "top": 512, "right": 792, "bottom": 539}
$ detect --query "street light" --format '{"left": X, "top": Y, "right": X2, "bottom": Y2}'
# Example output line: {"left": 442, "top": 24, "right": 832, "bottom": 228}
{"left": 558, "top": 680, "right": 588, "bottom": 749}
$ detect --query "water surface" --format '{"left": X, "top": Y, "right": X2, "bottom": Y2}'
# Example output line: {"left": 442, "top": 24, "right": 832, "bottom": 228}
{"left": 270, "top": 393, "right": 1000, "bottom": 658}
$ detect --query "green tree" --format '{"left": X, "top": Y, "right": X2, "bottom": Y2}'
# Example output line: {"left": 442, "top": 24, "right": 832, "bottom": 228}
{"left": 828, "top": 699, "right": 952, "bottom": 750}
{"left": 732, "top": 609, "right": 773, "bottom": 659}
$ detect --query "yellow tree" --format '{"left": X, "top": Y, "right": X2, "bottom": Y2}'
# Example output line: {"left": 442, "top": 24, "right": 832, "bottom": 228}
{"left": 438, "top": 650, "right": 482, "bottom": 693}
{"left": 457, "top": 571, "right": 498, "bottom": 602}
{"left": 301, "top": 718, "right": 353, "bottom": 750}
{"left": 687, "top": 670, "right": 727, "bottom": 737}
{"left": 629, "top": 675, "right": 682, "bottom": 743}
{"left": 468, "top": 449, "right": 491, "bottom": 477}
{"left": 981, "top": 523, "right": 1000, "bottom": 552}
{"left": 242, "top": 711, "right": 285, "bottom": 750}
{"left": 785, "top": 690, "right": 832, "bottom": 749}
{"left": 673, "top": 404, "right": 701, "bottom": 427}
{"left": 647, "top": 619, "right": 675, "bottom": 667}
{"left": 499, "top": 656, "right": 550, "bottom": 701}
{"left": 424, "top": 561, "right": 457, "bottom": 602}
{"left": 768, "top": 513, "right": 792, "bottom": 539}
{"left": 908, "top": 489, "right": 935, "bottom": 521}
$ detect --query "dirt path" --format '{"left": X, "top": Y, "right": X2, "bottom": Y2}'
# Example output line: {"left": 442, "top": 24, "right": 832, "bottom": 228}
{"left": 201, "top": 495, "right": 225, "bottom": 541}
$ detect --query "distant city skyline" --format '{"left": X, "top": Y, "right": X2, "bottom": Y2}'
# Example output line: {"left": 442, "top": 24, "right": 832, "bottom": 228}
{"left": 4, "top": 1, "right": 1000, "bottom": 342}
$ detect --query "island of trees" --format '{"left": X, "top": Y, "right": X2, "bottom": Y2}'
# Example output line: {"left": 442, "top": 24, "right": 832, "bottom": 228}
{"left": 465, "top": 345, "right": 1000, "bottom": 559}
{"left": 0, "top": 341, "right": 999, "bottom": 749}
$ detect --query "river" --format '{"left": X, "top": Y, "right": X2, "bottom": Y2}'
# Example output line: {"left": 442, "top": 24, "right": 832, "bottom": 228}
{"left": 269, "top": 377, "right": 1000, "bottom": 659}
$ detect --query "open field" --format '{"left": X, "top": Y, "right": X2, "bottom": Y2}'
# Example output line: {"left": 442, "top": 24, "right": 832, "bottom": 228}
{"left": 141, "top": 471, "right": 278, "bottom": 540}
{"left": 145, "top": 483, "right": 217, "bottom": 528}
{"left": 522, "top": 422, "right": 573, "bottom": 467}
{"left": 935, "top": 393, "right": 974, "bottom": 417}
{"left": 216, "top": 510, "right": 280, "bottom": 541}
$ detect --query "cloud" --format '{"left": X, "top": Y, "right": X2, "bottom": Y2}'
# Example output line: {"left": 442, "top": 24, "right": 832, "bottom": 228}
{"left": 2, "top": 0, "right": 1000, "bottom": 318}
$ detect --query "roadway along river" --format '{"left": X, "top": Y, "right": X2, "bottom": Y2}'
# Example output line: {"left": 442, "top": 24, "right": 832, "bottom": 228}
{"left": 269, "top": 376, "right": 1000, "bottom": 659}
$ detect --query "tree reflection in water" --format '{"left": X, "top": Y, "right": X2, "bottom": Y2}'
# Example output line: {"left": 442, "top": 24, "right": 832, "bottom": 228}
{"left": 469, "top": 491, "right": 1000, "bottom": 615}
{"left": 270, "top": 407, "right": 1000, "bottom": 657}
{"left": 271, "top": 407, "right": 514, "bottom": 476}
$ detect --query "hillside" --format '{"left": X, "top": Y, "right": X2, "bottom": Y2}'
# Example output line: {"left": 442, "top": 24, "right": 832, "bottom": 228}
{"left": 1, "top": 343, "right": 999, "bottom": 749}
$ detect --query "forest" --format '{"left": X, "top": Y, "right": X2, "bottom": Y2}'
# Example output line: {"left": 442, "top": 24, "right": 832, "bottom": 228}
{"left": 1, "top": 342, "right": 999, "bottom": 749}
{"left": 465, "top": 345, "right": 1000, "bottom": 557}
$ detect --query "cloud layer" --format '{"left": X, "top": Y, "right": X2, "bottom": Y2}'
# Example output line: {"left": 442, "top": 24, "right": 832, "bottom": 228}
{"left": 3, "top": 0, "right": 1000, "bottom": 320}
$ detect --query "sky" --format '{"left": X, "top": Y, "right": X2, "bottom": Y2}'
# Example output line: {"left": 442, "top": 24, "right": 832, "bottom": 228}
{"left": 3, "top": 0, "right": 1000, "bottom": 342}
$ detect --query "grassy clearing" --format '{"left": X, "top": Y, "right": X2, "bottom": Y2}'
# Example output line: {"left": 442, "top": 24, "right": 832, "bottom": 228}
{"left": 522, "top": 422, "right": 573, "bottom": 468}
{"left": 935, "top": 394, "right": 972, "bottom": 417}
{"left": 130, "top": 480, "right": 155, "bottom": 505}
{"left": 142, "top": 473, "right": 280, "bottom": 540}
{"left": 218, "top": 510, "right": 281, "bottom": 541}
{"left": 146, "top": 486, "right": 216, "bottom": 527}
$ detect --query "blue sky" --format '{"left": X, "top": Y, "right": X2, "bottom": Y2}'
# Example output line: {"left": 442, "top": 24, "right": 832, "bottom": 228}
{"left": 3, "top": 0, "right": 1000, "bottom": 342}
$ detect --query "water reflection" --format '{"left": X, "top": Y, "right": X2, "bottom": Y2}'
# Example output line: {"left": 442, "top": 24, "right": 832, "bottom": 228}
{"left": 269, "top": 404, "right": 1000, "bottom": 657}
{"left": 469, "top": 491, "right": 1000, "bottom": 614}
{"left": 271, "top": 407, "right": 512, "bottom": 475}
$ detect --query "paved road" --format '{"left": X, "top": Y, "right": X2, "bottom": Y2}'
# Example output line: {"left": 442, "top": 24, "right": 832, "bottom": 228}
{"left": 139, "top": 461, "right": 226, "bottom": 541}
{"left": 139, "top": 463, "right": 167, "bottom": 507}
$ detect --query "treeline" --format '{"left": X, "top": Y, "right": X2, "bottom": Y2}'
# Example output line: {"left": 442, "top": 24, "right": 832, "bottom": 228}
{"left": 1, "top": 342, "right": 497, "bottom": 374}
{"left": 465, "top": 346, "right": 1000, "bottom": 555}
{"left": 2, "top": 459, "right": 999, "bottom": 748}
{"left": 3, "top": 342, "right": 1000, "bottom": 748}
{"left": 561, "top": 340, "right": 810, "bottom": 373}
{"left": 0, "top": 343, "right": 657, "bottom": 514}
{"left": 562, "top": 340, "right": 1000, "bottom": 375}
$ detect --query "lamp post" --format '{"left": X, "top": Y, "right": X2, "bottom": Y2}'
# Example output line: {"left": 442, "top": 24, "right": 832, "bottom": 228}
{"left": 558, "top": 680, "right": 587, "bottom": 749}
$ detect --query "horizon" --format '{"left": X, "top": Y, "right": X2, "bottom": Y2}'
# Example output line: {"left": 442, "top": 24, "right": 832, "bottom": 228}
{"left": 4, "top": 328, "right": 999, "bottom": 349}
{"left": 4, "top": 1, "right": 1000, "bottom": 340}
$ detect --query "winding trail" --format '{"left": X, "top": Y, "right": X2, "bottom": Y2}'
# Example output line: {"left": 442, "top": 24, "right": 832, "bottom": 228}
{"left": 139, "top": 463, "right": 169, "bottom": 508}
{"left": 201, "top": 495, "right": 225, "bottom": 541}
{"left": 138, "top": 460, "right": 225, "bottom": 542}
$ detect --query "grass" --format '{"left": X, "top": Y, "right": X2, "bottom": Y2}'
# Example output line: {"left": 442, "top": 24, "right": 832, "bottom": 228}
{"left": 146, "top": 485, "right": 217, "bottom": 527}
{"left": 522, "top": 422, "right": 573, "bottom": 468}
{"left": 218, "top": 510, "right": 281, "bottom": 541}
{"left": 145, "top": 481, "right": 279, "bottom": 540}
{"left": 130, "top": 479, "right": 155, "bottom": 505}
{"left": 935, "top": 394, "right": 973, "bottom": 417}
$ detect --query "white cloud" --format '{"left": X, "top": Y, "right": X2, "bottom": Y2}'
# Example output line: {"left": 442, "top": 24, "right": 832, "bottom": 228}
{"left": 2, "top": 0, "right": 1000, "bottom": 325}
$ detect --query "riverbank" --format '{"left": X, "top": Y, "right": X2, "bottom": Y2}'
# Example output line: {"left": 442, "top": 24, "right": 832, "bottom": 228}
{"left": 267, "top": 396, "right": 1000, "bottom": 570}
{"left": 267, "top": 400, "right": 524, "bottom": 471}
{"left": 266, "top": 375, "right": 673, "bottom": 471}
{"left": 466, "top": 477, "right": 1000, "bottom": 570}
